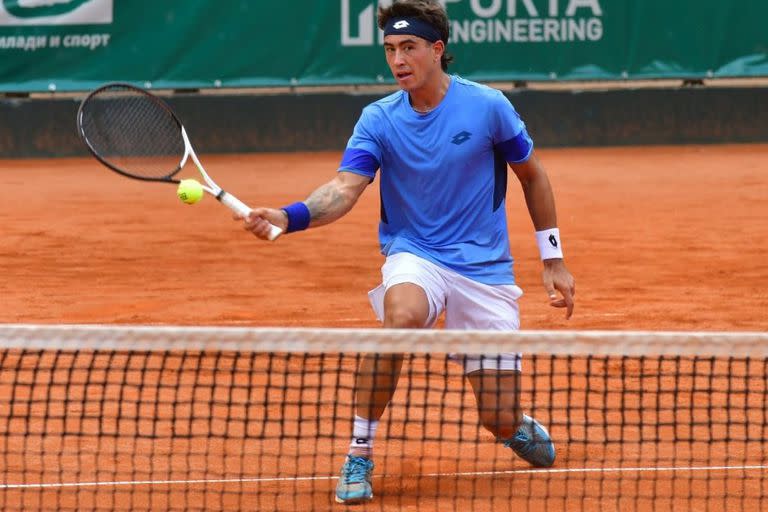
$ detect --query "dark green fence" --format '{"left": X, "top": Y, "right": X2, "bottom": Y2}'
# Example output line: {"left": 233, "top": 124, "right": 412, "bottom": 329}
{"left": 0, "top": 0, "right": 766, "bottom": 92}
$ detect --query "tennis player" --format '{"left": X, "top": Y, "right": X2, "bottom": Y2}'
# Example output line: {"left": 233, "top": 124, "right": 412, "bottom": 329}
{"left": 239, "top": 0, "right": 575, "bottom": 504}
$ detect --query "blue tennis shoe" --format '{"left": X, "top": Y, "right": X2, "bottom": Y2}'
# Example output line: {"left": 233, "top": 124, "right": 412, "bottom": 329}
{"left": 335, "top": 455, "right": 374, "bottom": 504}
{"left": 503, "top": 414, "right": 556, "bottom": 467}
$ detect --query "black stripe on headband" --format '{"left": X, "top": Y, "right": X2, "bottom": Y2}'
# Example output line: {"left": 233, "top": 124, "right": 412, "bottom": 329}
{"left": 383, "top": 17, "right": 442, "bottom": 43}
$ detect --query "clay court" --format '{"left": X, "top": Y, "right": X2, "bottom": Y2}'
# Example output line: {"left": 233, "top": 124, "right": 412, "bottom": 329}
{"left": 3, "top": 144, "right": 766, "bottom": 329}
{"left": 1, "top": 144, "right": 767, "bottom": 511}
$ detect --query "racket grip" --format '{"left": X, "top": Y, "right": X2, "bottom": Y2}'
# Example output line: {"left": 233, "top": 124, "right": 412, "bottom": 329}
{"left": 218, "top": 191, "right": 283, "bottom": 241}
{"left": 266, "top": 224, "right": 283, "bottom": 241}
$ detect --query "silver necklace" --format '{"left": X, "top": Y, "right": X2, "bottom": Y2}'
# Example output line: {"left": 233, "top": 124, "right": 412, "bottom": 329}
{"left": 413, "top": 104, "right": 434, "bottom": 114}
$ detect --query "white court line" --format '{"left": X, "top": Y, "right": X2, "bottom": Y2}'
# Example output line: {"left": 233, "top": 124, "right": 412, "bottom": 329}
{"left": 2, "top": 464, "right": 766, "bottom": 490}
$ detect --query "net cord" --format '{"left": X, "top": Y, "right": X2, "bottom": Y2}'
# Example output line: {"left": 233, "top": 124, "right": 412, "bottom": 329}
{"left": 0, "top": 324, "right": 766, "bottom": 357}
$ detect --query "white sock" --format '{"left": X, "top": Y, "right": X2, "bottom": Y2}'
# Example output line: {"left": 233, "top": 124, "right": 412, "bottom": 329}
{"left": 349, "top": 415, "right": 379, "bottom": 456}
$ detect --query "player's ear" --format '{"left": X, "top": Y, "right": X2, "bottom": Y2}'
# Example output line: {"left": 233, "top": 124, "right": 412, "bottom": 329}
{"left": 432, "top": 40, "right": 445, "bottom": 62}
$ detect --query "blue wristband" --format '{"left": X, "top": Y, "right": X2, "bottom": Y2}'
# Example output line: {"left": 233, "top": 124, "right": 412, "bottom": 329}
{"left": 281, "top": 202, "right": 311, "bottom": 233}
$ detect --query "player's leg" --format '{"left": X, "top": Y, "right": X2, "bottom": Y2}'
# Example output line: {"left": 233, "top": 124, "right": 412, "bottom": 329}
{"left": 352, "top": 282, "right": 429, "bottom": 456}
{"left": 465, "top": 367, "right": 554, "bottom": 467}
{"left": 444, "top": 274, "right": 556, "bottom": 467}
{"left": 336, "top": 253, "right": 447, "bottom": 504}
{"left": 466, "top": 368, "right": 522, "bottom": 441}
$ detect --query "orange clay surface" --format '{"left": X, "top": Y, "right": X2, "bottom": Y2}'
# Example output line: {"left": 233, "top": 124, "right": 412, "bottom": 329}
{"left": 2, "top": 145, "right": 767, "bottom": 329}
{"left": 1, "top": 145, "right": 767, "bottom": 512}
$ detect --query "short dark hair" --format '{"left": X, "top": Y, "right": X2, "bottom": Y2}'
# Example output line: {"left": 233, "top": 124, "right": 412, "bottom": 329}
{"left": 378, "top": 0, "right": 454, "bottom": 71}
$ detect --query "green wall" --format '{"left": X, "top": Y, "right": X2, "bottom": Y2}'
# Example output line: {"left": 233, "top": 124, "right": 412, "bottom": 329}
{"left": 0, "top": 0, "right": 766, "bottom": 92}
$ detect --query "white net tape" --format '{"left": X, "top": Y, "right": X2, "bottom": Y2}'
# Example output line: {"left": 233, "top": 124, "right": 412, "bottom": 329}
{"left": 1, "top": 324, "right": 766, "bottom": 357}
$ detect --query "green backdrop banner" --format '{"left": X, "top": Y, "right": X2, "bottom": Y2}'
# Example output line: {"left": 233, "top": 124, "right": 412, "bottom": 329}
{"left": 0, "top": 0, "right": 766, "bottom": 92}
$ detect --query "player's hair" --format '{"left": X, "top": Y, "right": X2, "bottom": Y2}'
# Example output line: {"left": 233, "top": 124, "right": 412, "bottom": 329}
{"left": 378, "top": 0, "right": 454, "bottom": 71}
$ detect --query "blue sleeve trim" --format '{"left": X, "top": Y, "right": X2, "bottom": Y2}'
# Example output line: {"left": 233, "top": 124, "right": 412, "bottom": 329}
{"left": 338, "top": 148, "right": 379, "bottom": 178}
{"left": 496, "top": 129, "right": 533, "bottom": 164}
{"left": 281, "top": 202, "right": 311, "bottom": 233}
{"left": 338, "top": 168, "right": 375, "bottom": 183}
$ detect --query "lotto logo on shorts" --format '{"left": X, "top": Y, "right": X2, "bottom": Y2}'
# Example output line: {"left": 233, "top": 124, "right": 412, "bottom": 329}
{"left": 0, "top": 0, "right": 113, "bottom": 26}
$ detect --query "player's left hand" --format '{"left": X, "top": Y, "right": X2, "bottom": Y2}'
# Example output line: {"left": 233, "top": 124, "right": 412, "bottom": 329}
{"left": 542, "top": 259, "right": 575, "bottom": 319}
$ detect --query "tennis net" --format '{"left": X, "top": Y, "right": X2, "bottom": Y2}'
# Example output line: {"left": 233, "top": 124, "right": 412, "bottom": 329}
{"left": 0, "top": 325, "right": 766, "bottom": 511}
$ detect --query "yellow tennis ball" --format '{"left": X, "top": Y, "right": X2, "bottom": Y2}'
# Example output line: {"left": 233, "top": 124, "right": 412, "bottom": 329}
{"left": 177, "top": 179, "right": 204, "bottom": 205}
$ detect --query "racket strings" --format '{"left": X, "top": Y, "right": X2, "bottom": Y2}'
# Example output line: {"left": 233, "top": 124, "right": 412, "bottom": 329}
{"left": 79, "top": 85, "right": 187, "bottom": 180}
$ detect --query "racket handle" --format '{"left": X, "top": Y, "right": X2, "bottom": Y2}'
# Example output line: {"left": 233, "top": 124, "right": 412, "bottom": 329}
{"left": 218, "top": 191, "right": 283, "bottom": 241}
{"left": 266, "top": 224, "right": 283, "bottom": 241}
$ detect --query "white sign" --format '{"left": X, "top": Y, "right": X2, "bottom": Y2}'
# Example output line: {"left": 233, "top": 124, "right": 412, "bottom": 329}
{"left": 341, "top": 0, "right": 603, "bottom": 46}
{"left": 0, "top": 0, "right": 113, "bottom": 26}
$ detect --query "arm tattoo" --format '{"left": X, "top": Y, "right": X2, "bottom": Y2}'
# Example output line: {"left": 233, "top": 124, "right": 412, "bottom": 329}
{"left": 305, "top": 182, "right": 348, "bottom": 223}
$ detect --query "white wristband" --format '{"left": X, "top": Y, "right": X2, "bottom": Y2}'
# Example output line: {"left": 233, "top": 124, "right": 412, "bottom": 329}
{"left": 536, "top": 228, "right": 563, "bottom": 260}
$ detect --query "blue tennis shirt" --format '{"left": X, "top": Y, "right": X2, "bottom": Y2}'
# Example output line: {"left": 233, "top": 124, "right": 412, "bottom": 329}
{"left": 338, "top": 76, "right": 533, "bottom": 285}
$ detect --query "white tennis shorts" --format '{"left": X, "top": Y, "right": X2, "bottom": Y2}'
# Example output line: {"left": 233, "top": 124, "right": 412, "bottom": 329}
{"left": 368, "top": 252, "right": 524, "bottom": 374}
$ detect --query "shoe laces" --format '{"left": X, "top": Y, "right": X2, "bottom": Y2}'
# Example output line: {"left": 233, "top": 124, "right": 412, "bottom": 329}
{"left": 503, "top": 425, "right": 537, "bottom": 454}
{"left": 343, "top": 456, "right": 371, "bottom": 484}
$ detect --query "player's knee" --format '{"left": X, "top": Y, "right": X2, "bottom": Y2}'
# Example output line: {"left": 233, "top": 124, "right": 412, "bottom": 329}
{"left": 363, "top": 353, "right": 404, "bottom": 372}
{"left": 384, "top": 305, "right": 427, "bottom": 328}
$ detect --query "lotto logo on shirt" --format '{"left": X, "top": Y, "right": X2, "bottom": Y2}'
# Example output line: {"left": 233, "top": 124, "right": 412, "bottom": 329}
{"left": 451, "top": 131, "right": 472, "bottom": 145}
{"left": 0, "top": 0, "right": 113, "bottom": 26}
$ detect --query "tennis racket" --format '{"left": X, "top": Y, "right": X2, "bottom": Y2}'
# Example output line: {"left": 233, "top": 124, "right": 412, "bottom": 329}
{"left": 76, "top": 82, "right": 282, "bottom": 241}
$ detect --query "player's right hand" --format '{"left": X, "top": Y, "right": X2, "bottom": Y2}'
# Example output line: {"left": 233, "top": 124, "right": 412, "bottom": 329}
{"left": 237, "top": 207, "right": 288, "bottom": 240}
{"left": 542, "top": 259, "right": 576, "bottom": 319}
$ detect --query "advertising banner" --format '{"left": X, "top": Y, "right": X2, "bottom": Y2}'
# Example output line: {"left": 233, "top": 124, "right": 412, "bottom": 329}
{"left": 0, "top": 0, "right": 765, "bottom": 92}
